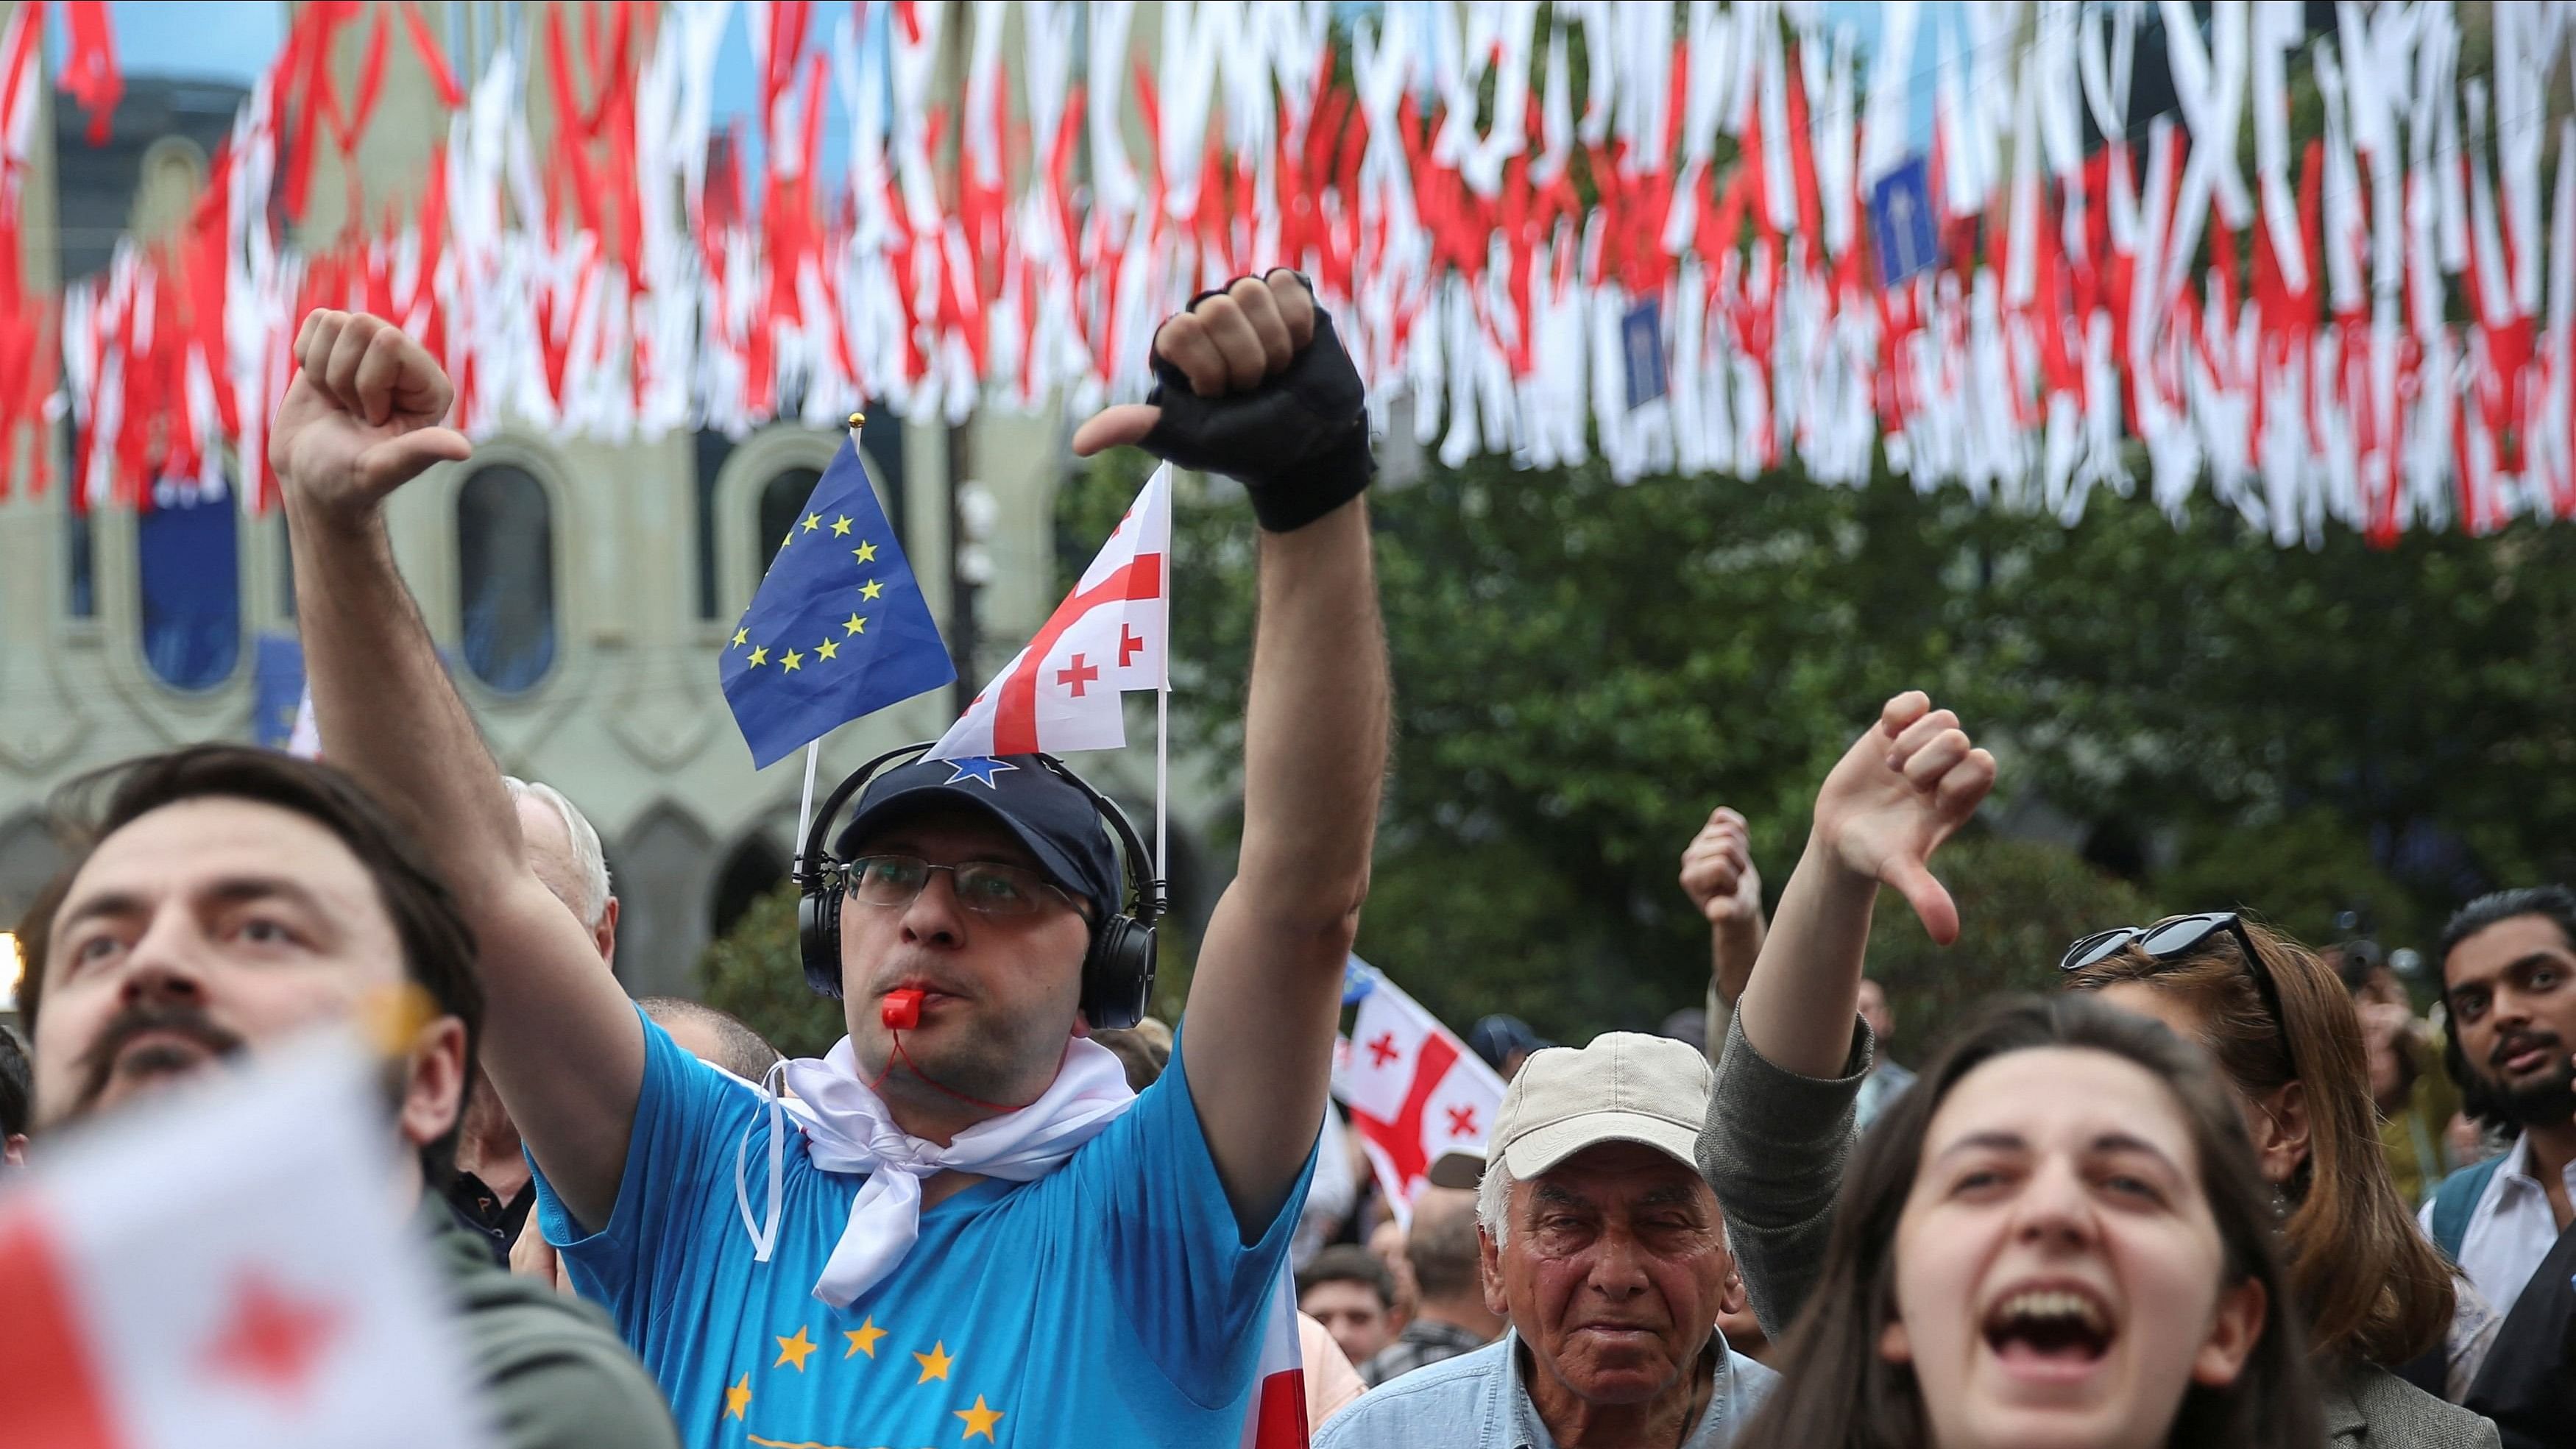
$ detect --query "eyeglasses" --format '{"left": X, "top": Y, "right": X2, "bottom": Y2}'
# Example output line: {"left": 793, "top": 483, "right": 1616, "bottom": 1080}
{"left": 2059, "top": 912, "right": 2299, "bottom": 1077}
{"left": 842, "top": 854, "right": 1075, "bottom": 918}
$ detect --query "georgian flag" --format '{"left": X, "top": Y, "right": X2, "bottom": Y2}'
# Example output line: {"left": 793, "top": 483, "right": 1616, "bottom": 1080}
{"left": 927, "top": 464, "right": 1169, "bottom": 760}
{"left": 1239, "top": 1264, "right": 1309, "bottom": 1449}
{"left": 0, "top": 1040, "right": 487, "bottom": 1449}
{"left": 1333, "top": 962, "right": 1509, "bottom": 1224}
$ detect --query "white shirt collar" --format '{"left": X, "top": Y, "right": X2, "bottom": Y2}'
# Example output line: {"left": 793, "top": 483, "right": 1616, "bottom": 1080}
{"left": 2492, "top": 1131, "right": 2576, "bottom": 1193}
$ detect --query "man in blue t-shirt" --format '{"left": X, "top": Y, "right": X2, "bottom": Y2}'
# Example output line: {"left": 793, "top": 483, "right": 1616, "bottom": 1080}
{"left": 274, "top": 269, "right": 1389, "bottom": 1445}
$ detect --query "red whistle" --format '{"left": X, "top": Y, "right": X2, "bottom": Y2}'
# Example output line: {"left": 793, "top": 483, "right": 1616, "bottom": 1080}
{"left": 880, "top": 988, "right": 926, "bottom": 1031}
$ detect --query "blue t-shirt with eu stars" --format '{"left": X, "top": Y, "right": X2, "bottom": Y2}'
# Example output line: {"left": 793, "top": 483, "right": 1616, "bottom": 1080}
{"left": 531, "top": 1010, "right": 1312, "bottom": 1448}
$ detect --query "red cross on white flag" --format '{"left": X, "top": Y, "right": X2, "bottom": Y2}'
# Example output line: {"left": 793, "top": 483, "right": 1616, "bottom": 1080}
{"left": 1236, "top": 1264, "right": 1309, "bottom": 1449}
{"left": 1333, "top": 968, "right": 1508, "bottom": 1224}
{"left": 0, "top": 1039, "right": 488, "bottom": 1448}
{"left": 927, "top": 464, "right": 1170, "bottom": 760}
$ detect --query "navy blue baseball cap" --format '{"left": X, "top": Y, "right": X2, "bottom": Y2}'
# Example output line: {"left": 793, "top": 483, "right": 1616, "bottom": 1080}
{"left": 831, "top": 754, "right": 1124, "bottom": 915}
{"left": 1469, "top": 1013, "right": 1553, "bottom": 1071}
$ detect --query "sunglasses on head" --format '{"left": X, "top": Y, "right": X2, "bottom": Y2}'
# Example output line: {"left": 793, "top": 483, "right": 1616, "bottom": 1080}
{"left": 2059, "top": 912, "right": 2298, "bottom": 1076}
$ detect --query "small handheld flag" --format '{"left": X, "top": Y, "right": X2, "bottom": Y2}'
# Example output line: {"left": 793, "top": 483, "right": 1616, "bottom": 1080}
{"left": 927, "top": 465, "right": 1170, "bottom": 761}
{"left": 1239, "top": 1264, "right": 1311, "bottom": 1449}
{"left": 721, "top": 435, "right": 953, "bottom": 768}
{"left": 1332, "top": 960, "right": 1507, "bottom": 1226}
{"left": 250, "top": 635, "right": 322, "bottom": 759}
{"left": 251, "top": 634, "right": 307, "bottom": 752}
{"left": 0, "top": 1037, "right": 489, "bottom": 1448}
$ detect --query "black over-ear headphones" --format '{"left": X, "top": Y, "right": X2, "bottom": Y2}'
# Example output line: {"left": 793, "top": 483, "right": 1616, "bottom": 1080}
{"left": 793, "top": 742, "right": 1164, "bottom": 1031}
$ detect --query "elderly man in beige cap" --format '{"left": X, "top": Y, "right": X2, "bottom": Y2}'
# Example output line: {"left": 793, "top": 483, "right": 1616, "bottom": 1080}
{"left": 1316, "top": 1032, "right": 1774, "bottom": 1449}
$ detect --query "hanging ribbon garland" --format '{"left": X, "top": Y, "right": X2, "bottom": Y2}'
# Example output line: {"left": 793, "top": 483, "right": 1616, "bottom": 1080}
{"left": 10, "top": 0, "right": 2576, "bottom": 545}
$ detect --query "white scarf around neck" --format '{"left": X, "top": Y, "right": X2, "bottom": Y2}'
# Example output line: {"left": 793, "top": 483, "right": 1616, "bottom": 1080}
{"left": 734, "top": 1035, "right": 1139, "bottom": 1307}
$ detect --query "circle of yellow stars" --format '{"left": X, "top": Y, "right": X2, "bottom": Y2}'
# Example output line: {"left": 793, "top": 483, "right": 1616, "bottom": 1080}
{"left": 730, "top": 512, "right": 887, "bottom": 677}
{"left": 726, "top": 1316, "right": 1006, "bottom": 1444}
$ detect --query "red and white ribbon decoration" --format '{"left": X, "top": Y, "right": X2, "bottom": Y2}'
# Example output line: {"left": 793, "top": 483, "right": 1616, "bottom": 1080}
{"left": 14, "top": 1, "right": 2576, "bottom": 546}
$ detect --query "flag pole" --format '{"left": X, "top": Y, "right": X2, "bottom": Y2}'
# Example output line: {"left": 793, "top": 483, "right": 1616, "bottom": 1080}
{"left": 1153, "top": 472, "right": 1174, "bottom": 908}
{"left": 1155, "top": 669, "right": 1170, "bottom": 896}
{"left": 793, "top": 409, "right": 870, "bottom": 879}
{"left": 795, "top": 740, "right": 823, "bottom": 876}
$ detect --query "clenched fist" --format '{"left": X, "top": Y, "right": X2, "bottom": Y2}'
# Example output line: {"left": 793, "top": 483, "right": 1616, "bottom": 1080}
{"left": 270, "top": 311, "right": 472, "bottom": 519}
{"left": 1072, "top": 269, "right": 1370, "bottom": 533}
{"left": 1680, "top": 807, "right": 1763, "bottom": 929}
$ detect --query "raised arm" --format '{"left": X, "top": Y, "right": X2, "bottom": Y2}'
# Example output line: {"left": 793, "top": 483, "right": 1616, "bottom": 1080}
{"left": 274, "top": 312, "right": 643, "bottom": 1231}
{"left": 1680, "top": 806, "right": 1768, "bottom": 1013}
{"left": 1182, "top": 491, "right": 1386, "bottom": 1227}
{"left": 1738, "top": 691, "right": 1991, "bottom": 1077}
{"left": 1700, "top": 691, "right": 1991, "bottom": 1334}
{"left": 1074, "top": 272, "right": 1389, "bottom": 1233}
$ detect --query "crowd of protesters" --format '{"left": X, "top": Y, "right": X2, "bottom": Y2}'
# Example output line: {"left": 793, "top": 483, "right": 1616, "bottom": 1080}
{"left": 7, "top": 270, "right": 2576, "bottom": 1449}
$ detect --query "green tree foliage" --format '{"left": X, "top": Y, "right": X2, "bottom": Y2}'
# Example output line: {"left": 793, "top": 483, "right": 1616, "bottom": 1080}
{"left": 2153, "top": 807, "right": 2427, "bottom": 949}
{"left": 698, "top": 881, "right": 846, "bottom": 1060}
{"left": 1061, "top": 444, "right": 2576, "bottom": 1048}
{"left": 1865, "top": 836, "right": 2161, "bottom": 1050}
{"left": 1970, "top": 505, "right": 2576, "bottom": 937}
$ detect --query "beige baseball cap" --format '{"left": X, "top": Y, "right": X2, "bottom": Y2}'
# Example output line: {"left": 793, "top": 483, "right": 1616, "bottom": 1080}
{"left": 1491, "top": 1031, "right": 1713, "bottom": 1179}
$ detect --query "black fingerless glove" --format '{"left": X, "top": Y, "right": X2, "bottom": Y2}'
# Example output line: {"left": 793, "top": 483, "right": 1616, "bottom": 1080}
{"left": 1140, "top": 304, "right": 1374, "bottom": 533}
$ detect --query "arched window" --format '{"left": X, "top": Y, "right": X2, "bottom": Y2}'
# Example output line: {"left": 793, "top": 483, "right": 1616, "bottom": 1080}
{"left": 617, "top": 804, "right": 716, "bottom": 998}
{"left": 754, "top": 466, "right": 823, "bottom": 586}
{"left": 66, "top": 509, "right": 96, "bottom": 617}
{"left": 135, "top": 482, "right": 240, "bottom": 690}
{"left": 456, "top": 465, "right": 557, "bottom": 692}
{"left": 0, "top": 812, "right": 70, "bottom": 942}
{"left": 693, "top": 428, "right": 734, "bottom": 620}
{"left": 711, "top": 835, "right": 788, "bottom": 940}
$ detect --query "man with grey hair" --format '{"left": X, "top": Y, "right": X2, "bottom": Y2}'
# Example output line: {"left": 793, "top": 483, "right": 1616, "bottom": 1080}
{"left": 447, "top": 778, "right": 619, "bottom": 1263}
{"left": 638, "top": 996, "right": 782, "bottom": 1084}
{"left": 1318, "top": 1033, "right": 1774, "bottom": 1448}
{"left": 504, "top": 777, "right": 618, "bottom": 964}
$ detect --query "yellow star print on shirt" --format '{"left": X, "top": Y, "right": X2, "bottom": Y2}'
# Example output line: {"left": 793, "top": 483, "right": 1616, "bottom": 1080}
{"left": 859, "top": 578, "right": 885, "bottom": 600}
{"left": 955, "top": 1396, "right": 1005, "bottom": 1442}
{"left": 853, "top": 540, "right": 879, "bottom": 563}
{"left": 774, "top": 1326, "right": 818, "bottom": 1371}
{"left": 724, "top": 1373, "right": 751, "bottom": 1420}
{"left": 843, "top": 1317, "right": 885, "bottom": 1358}
{"left": 913, "top": 1342, "right": 953, "bottom": 1384}
{"left": 831, "top": 515, "right": 853, "bottom": 536}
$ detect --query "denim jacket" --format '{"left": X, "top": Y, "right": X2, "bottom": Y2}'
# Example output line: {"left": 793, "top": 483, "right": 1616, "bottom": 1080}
{"left": 1313, "top": 1330, "right": 1776, "bottom": 1449}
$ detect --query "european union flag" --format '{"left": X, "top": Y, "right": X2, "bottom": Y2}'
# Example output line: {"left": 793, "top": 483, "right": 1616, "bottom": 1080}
{"left": 720, "top": 437, "right": 955, "bottom": 768}
{"left": 1621, "top": 298, "right": 1667, "bottom": 411}
{"left": 251, "top": 633, "right": 307, "bottom": 751}
{"left": 1872, "top": 155, "right": 1940, "bottom": 288}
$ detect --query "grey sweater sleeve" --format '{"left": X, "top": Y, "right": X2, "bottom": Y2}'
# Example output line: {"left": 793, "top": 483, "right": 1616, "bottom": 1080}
{"left": 1697, "top": 1009, "right": 1873, "bottom": 1340}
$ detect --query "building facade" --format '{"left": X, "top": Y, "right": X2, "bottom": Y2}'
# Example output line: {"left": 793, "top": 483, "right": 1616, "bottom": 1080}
{"left": 0, "top": 3, "right": 1218, "bottom": 1010}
